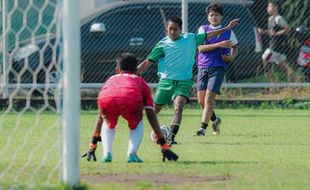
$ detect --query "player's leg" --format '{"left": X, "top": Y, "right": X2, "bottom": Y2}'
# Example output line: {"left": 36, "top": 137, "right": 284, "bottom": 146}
{"left": 276, "top": 53, "right": 296, "bottom": 82}
{"left": 194, "top": 67, "right": 224, "bottom": 136}
{"left": 153, "top": 78, "right": 173, "bottom": 113}
{"left": 127, "top": 121, "right": 144, "bottom": 163}
{"left": 198, "top": 90, "right": 217, "bottom": 124}
{"left": 122, "top": 101, "right": 144, "bottom": 163}
{"left": 197, "top": 68, "right": 218, "bottom": 132}
{"left": 100, "top": 117, "right": 117, "bottom": 162}
{"left": 262, "top": 48, "right": 274, "bottom": 81}
{"left": 203, "top": 90, "right": 217, "bottom": 131}
{"left": 169, "top": 95, "right": 187, "bottom": 144}
{"left": 154, "top": 104, "right": 163, "bottom": 113}
{"left": 168, "top": 79, "right": 193, "bottom": 144}
{"left": 98, "top": 99, "right": 119, "bottom": 163}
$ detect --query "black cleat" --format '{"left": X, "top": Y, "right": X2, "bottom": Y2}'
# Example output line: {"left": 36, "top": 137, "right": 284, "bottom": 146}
{"left": 193, "top": 128, "right": 206, "bottom": 136}
{"left": 212, "top": 117, "right": 221, "bottom": 135}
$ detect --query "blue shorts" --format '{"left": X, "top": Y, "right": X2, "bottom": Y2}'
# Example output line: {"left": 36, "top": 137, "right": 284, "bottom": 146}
{"left": 197, "top": 67, "right": 225, "bottom": 94}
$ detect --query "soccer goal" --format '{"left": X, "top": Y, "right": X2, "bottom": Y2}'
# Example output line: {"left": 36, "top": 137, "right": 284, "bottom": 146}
{"left": 0, "top": 0, "right": 80, "bottom": 188}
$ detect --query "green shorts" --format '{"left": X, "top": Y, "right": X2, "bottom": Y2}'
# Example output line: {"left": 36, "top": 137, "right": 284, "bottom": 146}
{"left": 154, "top": 78, "right": 193, "bottom": 105}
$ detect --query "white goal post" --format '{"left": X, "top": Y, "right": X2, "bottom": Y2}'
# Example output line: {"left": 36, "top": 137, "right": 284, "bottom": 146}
{"left": 0, "top": 0, "right": 81, "bottom": 188}
{"left": 61, "top": 0, "right": 81, "bottom": 187}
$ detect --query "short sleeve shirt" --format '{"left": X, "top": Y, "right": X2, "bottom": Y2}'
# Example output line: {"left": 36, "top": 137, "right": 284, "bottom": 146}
{"left": 268, "top": 15, "right": 288, "bottom": 30}
{"left": 268, "top": 15, "right": 288, "bottom": 51}
{"left": 147, "top": 33, "right": 206, "bottom": 80}
{"left": 198, "top": 25, "right": 238, "bottom": 46}
{"left": 98, "top": 73, "right": 154, "bottom": 109}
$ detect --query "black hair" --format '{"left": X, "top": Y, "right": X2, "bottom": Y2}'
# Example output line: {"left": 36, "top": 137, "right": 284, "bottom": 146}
{"left": 116, "top": 52, "right": 137, "bottom": 72}
{"left": 268, "top": 0, "right": 279, "bottom": 7}
{"left": 167, "top": 16, "right": 183, "bottom": 28}
{"left": 206, "top": 3, "right": 224, "bottom": 16}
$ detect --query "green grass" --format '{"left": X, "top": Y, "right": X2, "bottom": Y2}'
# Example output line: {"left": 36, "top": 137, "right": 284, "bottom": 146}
{"left": 1, "top": 108, "right": 310, "bottom": 189}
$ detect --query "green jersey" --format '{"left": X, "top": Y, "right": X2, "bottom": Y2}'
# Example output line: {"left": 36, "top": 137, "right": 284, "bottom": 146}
{"left": 147, "top": 33, "right": 206, "bottom": 80}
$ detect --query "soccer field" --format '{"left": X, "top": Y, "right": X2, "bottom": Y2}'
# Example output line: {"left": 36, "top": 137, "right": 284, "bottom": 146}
{"left": 1, "top": 108, "right": 309, "bottom": 189}
{"left": 79, "top": 108, "right": 310, "bottom": 190}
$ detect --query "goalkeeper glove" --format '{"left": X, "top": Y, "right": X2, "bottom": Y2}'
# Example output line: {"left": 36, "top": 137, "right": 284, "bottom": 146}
{"left": 158, "top": 137, "right": 179, "bottom": 162}
{"left": 81, "top": 135, "right": 101, "bottom": 162}
{"left": 81, "top": 143, "right": 97, "bottom": 161}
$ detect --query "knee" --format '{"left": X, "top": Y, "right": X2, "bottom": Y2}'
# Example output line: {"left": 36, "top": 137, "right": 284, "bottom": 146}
{"left": 174, "top": 102, "right": 185, "bottom": 114}
{"left": 205, "top": 91, "right": 216, "bottom": 105}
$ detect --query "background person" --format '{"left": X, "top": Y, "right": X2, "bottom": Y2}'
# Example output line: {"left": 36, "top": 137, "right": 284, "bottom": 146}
{"left": 258, "top": 0, "right": 296, "bottom": 82}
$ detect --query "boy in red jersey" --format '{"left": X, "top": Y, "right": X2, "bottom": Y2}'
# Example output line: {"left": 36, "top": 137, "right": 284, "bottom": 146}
{"left": 82, "top": 53, "right": 178, "bottom": 162}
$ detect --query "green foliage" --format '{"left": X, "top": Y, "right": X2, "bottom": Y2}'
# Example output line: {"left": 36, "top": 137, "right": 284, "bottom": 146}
{"left": 282, "top": 0, "right": 310, "bottom": 27}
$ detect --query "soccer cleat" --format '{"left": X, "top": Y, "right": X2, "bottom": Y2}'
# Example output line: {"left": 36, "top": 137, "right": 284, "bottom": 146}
{"left": 193, "top": 128, "right": 206, "bottom": 136}
{"left": 167, "top": 134, "right": 178, "bottom": 145}
{"left": 212, "top": 117, "right": 221, "bottom": 135}
{"left": 169, "top": 140, "right": 178, "bottom": 145}
{"left": 101, "top": 152, "right": 112, "bottom": 163}
{"left": 127, "top": 153, "right": 143, "bottom": 163}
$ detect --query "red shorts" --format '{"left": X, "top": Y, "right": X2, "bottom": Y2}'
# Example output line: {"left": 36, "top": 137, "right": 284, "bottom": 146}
{"left": 98, "top": 97, "right": 144, "bottom": 129}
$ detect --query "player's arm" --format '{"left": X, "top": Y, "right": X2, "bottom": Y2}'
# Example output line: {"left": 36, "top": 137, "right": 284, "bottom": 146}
{"left": 137, "top": 60, "right": 154, "bottom": 75}
{"left": 145, "top": 107, "right": 179, "bottom": 162}
{"left": 81, "top": 108, "right": 103, "bottom": 161}
{"left": 221, "top": 31, "right": 239, "bottom": 62}
{"left": 198, "top": 41, "right": 233, "bottom": 52}
{"left": 137, "top": 42, "right": 164, "bottom": 75}
{"left": 274, "top": 24, "right": 290, "bottom": 36}
{"left": 257, "top": 28, "right": 269, "bottom": 35}
{"left": 206, "top": 19, "right": 239, "bottom": 39}
{"left": 272, "top": 16, "right": 290, "bottom": 36}
{"left": 222, "top": 46, "right": 238, "bottom": 62}
{"left": 141, "top": 79, "right": 178, "bottom": 161}
{"left": 196, "top": 26, "right": 232, "bottom": 52}
{"left": 145, "top": 107, "right": 164, "bottom": 138}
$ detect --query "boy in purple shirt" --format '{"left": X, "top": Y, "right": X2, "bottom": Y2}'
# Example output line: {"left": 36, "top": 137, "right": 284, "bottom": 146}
{"left": 194, "top": 3, "right": 238, "bottom": 136}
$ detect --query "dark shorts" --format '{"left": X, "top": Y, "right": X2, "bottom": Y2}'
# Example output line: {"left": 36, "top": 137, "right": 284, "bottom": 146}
{"left": 197, "top": 67, "right": 225, "bottom": 94}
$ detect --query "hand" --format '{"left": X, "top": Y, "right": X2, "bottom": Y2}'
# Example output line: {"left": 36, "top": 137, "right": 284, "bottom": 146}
{"left": 227, "top": 19, "right": 239, "bottom": 29}
{"left": 218, "top": 40, "right": 232, "bottom": 48}
{"left": 81, "top": 147, "right": 97, "bottom": 162}
{"left": 161, "top": 143, "right": 178, "bottom": 162}
{"left": 221, "top": 54, "right": 235, "bottom": 62}
{"left": 268, "top": 29, "right": 276, "bottom": 36}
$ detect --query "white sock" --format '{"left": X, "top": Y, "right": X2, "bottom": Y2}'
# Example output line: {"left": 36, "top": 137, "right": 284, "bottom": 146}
{"left": 128, "top": 120, "right": 143, "bottom": 156}
{"left": 101, "top": 121, "right": 115, "bottom": 158}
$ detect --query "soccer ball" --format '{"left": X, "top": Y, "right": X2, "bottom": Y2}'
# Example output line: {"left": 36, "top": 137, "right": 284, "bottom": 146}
{"left": 150, "top": 125, "right": 171, "bottom": 144}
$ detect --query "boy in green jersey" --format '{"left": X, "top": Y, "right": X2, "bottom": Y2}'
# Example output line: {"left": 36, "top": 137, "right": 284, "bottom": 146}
{"left": 138, "top": 16, "right": 238, "bottom": 144}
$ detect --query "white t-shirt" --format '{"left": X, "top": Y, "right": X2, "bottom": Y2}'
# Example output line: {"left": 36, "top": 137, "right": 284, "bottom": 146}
{"left": 268, "top": 15, "right": 288, "bottom": 30}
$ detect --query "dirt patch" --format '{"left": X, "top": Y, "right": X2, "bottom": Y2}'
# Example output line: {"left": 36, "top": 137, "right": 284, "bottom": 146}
{"left": 81, "top": 173, "right": 232, "bottom": 186}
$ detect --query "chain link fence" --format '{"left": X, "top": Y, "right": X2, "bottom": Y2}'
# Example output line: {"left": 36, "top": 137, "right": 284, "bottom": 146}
{"left": 1, "top": 0, "right": 310, "bottom": 100}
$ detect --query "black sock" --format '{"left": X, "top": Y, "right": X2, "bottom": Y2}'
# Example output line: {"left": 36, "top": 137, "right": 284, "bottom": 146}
{"left": 211, "top": 111, "right": 216, "bottom": 122}
{"left": 170, "top": 124, "right": 179, "bottom": 141}
{"left": 201, "top": 122, "right": 208, "bottom": 130}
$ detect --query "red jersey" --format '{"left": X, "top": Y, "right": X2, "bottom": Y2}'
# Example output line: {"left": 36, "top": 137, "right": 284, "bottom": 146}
{"left": 97, "top": 73, "right": 154, "bottom": 129}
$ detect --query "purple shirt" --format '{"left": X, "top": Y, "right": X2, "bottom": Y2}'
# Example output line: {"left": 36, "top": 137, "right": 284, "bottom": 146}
{"left": 197, "top": 25, "right": 235, "bottom": 69}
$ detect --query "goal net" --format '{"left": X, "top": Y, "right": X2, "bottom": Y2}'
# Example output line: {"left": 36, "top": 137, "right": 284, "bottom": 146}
{"left": 0, "top": 0, "right": 80, "bottom": 188}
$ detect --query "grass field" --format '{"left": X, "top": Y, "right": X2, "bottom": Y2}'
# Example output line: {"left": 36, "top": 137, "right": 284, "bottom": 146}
{"left": 1, "top": 108, "right": 310, "bottom": 190}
